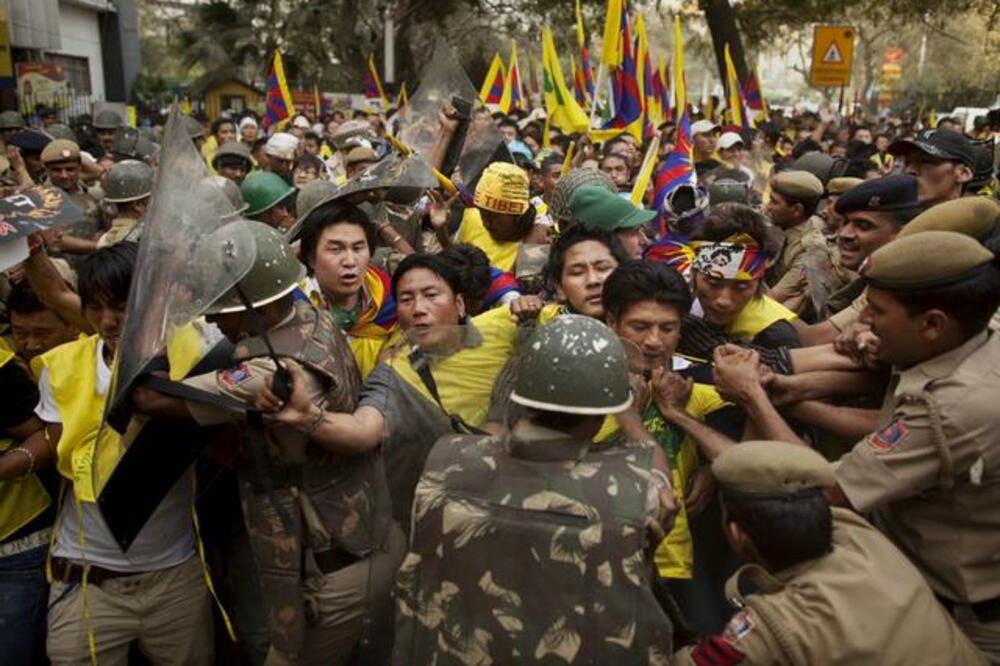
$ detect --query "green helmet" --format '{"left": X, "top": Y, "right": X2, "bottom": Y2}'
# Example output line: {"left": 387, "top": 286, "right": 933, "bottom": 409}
{"left": 0, "top": 110, "right": 25, "bottom": 130}
{"left": 180, "top": 115, "right": 205, "bottom": 140}
{"left": 241, "top": 171, "right": 295, "bottom": 217}
{"left": 205, "top": 220, "right": 305, "bottom": 314}
{"left": 211, "top": 140, "right": 252, "bottom": 169}
{"left": 93, "top": 109, "right": 124, "bottom": 130}
{"left": 47, "top": 123, "right": 78, "bottom": 143}
{"left": 111, "top": 127, "right": 158, "bottom": 163}
{"left": 511, "top": 315, "right": 632, "bottom": 415}
{"left": 104, "top": 160, "right": 154, "bottom": 203}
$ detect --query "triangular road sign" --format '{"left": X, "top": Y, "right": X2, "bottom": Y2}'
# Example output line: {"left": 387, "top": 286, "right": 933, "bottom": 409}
{"left": 822, "top": 42, "right": 843, "bottom": 64}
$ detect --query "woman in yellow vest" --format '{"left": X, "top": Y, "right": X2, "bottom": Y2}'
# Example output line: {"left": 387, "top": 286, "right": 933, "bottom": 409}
{"left": 294, "top": 200, "right": 399, "bottom": 379}
{"left": 27, "top": 243, "right": 216, "bottom": 664}
{"left": 0, "top": 349, "right": 56, "bottom": 663}
{"left": 689, "top": 204, "right": 800, "bottom": 349}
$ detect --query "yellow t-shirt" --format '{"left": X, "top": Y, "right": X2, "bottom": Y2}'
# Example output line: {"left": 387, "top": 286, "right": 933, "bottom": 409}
{"left": 456, "top": 207, "right": 520, "bottom": 272}
{"left": 596, "top": 379, "right": 728, "bottom": 579}
{"left": 727, "top": 295, "right": 797, "bottom": 342}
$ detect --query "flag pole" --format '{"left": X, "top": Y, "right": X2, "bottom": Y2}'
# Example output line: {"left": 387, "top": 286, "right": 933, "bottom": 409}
{"left": 589, "top": 62, "right": 606, "bottom": 127}
{"left": 630, "top": 135, "right": 660, "bottom": 206}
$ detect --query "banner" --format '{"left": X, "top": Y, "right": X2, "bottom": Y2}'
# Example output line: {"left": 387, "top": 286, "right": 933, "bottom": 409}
{"left": 16, "top": 62, "right": 68, "bottom": 113}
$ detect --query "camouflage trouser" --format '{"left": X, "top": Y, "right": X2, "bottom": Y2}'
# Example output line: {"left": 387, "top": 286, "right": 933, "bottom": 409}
{"left": 265, "top": 524, "right": 406, "bottom": 666}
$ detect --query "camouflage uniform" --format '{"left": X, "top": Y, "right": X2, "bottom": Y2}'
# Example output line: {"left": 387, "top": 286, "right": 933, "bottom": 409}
{"left": 185, "top": 301, "right": 396, "bottom": 663}
{"left": 394, "top": 424, "right": 674, "bottom": 664}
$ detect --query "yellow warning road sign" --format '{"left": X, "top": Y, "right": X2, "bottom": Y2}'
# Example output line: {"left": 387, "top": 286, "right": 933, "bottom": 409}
{"left": 810, "top": 26, "right": 855, "bottom": 88}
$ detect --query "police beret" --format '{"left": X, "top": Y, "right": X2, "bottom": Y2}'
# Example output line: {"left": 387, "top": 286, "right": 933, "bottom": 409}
{"left": 862, "top": 231, "right": 993, "bottom": 290}
{"left": 6, "top": 129, "right": 51, "bottom": 154}
{"left": 898, "top": 197, "right": 1000, "bottom": 241}
{"left": 827, "top": 177, "right": 863, "bottom": 196}
{"left": 834, "top": 174, "right": 919, "bottom": 215}
{"left": 712, "top": 441, "right": 833, "bottom": 495}
{"left": 771, "top": 170, "right": 823, "bottom": 202}
{"left": 40, "top": 139, "right": 80, "bottom": 164}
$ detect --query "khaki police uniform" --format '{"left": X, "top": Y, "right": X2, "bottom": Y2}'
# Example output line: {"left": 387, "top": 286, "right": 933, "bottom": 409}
{"left": 673, "top": 441, "right": 987, "bottom": 666}
{"left": 834, "top": 231, "right": 1000, "bottom": 660}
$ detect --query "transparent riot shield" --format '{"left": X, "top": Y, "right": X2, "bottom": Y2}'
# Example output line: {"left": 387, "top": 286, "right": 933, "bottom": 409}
{"left": 801, "top": 242, "right": 839, "bottom": 318}
{"left": 397, "top": 40, "right": 511, "bottom": 185}
{"left": 106, "top": 107, "right": 256, "bottom": 430}
{"left": 380, "top": 316, "right": 521, "bottom": 531}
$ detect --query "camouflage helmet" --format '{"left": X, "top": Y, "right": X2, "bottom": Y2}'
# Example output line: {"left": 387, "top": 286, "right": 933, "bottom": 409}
{"left": 111, "top": 127, "right": 158, "bottom": 162}
{"left": 211, "top": 140, "right": 252, "bottom": 169}
{"left": 511, "top": 314, "right": 632, "bottom": 415}
{"left": 93, "top": 109, "right": 124, "bottom": 130}
{"left": 708, "top": 179, "right": 751, "bottom": 206}
{"left": 550, "top": 168, "right": 618, "bottom": 223}
{"left": 0, "top": 110, "right": 25, "bottom": 130}
{"left": 104, "top": 160, "right": 154, "bottom": 203}
{"left": 197, "top": 175, "right": 248, "bottom": 218}
{"left": 46, "top": 123, "right": 78, "bottom": 143}
{"left": 241, "top": 171, "right": 295, "bottom": 217}
{"left": 180, "top": 115, "right": 205, "bottom": 140}
{"left": 791, "top": 151, "right": 848, "bottom": 186}
{"left": 204, "top": 220, "right": 306, "bottom": 314}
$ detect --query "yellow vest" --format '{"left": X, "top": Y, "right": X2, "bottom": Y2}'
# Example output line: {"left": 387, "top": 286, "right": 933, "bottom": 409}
{"left": 727, "top": 295, "right": 796, "bottom": 341}
{"left": 456, "top": 208, "right": 520, "bottom": 272}
{"left": 596, "top": 382, "right": 728, "bottom": 579}
{"left": 385, "top": 317, "right": 519, "bottom": 428}
{"left": 33, "top": 326, "right": 207, "bottom": 503}
{"left": 0, "top": 349, "right": 51, "bottom": 541}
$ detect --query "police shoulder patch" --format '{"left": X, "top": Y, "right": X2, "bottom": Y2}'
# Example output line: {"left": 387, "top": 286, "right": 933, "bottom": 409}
{"left": 220, "top": 362, "right": 253, "bottom": 388}
{"left": 867, "top": 420, "right": 910, "bottom": 452}
{"left": 722, "top": 609, "right": 754, "bottom": 643}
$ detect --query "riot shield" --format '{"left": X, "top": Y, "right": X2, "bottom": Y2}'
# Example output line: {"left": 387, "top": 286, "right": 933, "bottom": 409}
{"left": 397, "top": 40, "right": 511, "bottom": 185}
{"left": 106, "top": 107, "right": 256, "bottom": 430}
{"left": 380, "top": 316, "right": 522, "bottom": 531}
{"left": 0, "top": 185, "right": 84, "bottom": 271}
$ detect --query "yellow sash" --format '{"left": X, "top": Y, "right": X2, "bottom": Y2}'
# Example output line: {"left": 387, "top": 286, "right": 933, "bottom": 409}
{"left": 0, "top": 350, "right": 51, "bottom": 541}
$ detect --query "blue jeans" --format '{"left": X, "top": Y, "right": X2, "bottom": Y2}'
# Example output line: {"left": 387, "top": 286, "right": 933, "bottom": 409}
{"left": 0, "top": 544, "right": 49, "bottom": 664}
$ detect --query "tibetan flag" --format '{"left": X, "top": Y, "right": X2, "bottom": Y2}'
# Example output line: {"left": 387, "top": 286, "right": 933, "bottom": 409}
{"left": 725, "top": 43, "right": 754, "bottom": 129}
{"left": 262, "top": 50, "right": 295, "bottom": 130}
{"left": 480, "top": 53, "right": 506, "bottom": 105}
{"left": 603, "top": 4, "right": 642, "bottom": 140}
{"left": 541, "top": 26, "right": 590, "bottom": 133}
{"left": 483, "top": 267, "right": 522, "bottom": 309}
{"left": 743, "top": 67, "right": 767, "bottom": 119}
{"left": 572, "top": 54, "right": 588, "bottom": 107}
{"left": 500, "top": 40, "right": 523, "bottom": 114}
{"left": 652, "top": 109, "right": 695, "bottom": 214}
{"left": 576, "top": 0, "right": 595, "bottom": 101}
{"left": 645, "top": 231, "right": 696, "bottom": 274}
{"left": 658, "top": 54, "right": 672, "bottom": 122}
{"left": 396, "top": 82, "right": 409, "bottom": 109}
{"left": 364, "top": 53, "right": 388, "bottom": 104}
{"left": 672, "top": 16, "right": 687, "bottom": 117}
{"left": 634, "top": 13, "right": 655, "bottom": 139}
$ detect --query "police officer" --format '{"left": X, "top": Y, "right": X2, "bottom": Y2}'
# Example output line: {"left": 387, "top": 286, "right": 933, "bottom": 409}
{"left": 110, "top": 127, "right": 158, "bottom": 164}
{"left": 40, "top": 138, "right": 102, "bottom": 250}
{"left": 212, "top": 140, "right": 254, "bottom": 185}
{"left": 92, "top": 109, "right": 123, "bottom": 155}
{"left": 99, "top": 159, "right": 153, "bottom": 247}
{"left": 242, "top": 171, "right": 297, "bottom": 230}
{"left": 671, "top": 441, "right": 987, "bottom": 665}
{"left": 133, "top": 220, "right": 401, "bottom": 666}
{"left": 393, "top": 314, "right": 677, "bottom": 664}
{"left": 711, "top": 230, "right": 1000, "bottom": 660}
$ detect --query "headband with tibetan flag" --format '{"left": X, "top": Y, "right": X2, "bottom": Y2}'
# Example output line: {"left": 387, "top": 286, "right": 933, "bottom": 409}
{"left": 692, "top": 233, "right": 767, "bottom": 281}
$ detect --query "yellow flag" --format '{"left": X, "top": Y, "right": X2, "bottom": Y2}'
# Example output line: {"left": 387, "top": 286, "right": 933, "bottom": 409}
{"left": 542, "top": 26, "right": 590, "bottom": 133}
{"left": 672, "top": 15, "right": 686, "bottom": 115}
{"left": 630, "top": 13, "right": 650, "bottom": 141}
{"left": 600, "top": 0, "right": 624, "bottom": 67}
{"left": 630, "top": 135, "right": 659, "bottom": 206}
